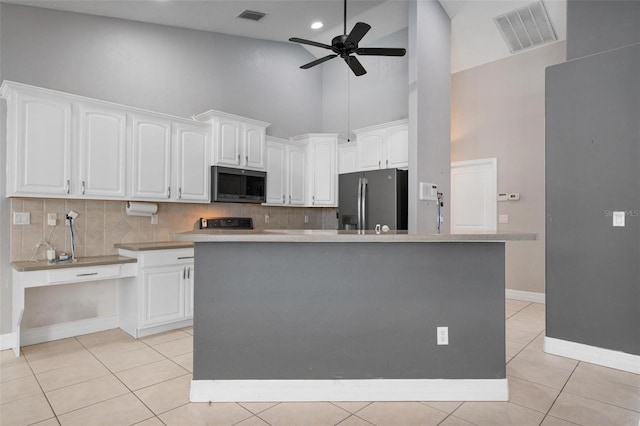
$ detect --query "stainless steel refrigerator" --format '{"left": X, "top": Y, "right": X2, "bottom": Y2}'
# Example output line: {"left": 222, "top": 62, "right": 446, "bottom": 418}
{"left": 338, "top": 169, "right": 408, "bottom": 231}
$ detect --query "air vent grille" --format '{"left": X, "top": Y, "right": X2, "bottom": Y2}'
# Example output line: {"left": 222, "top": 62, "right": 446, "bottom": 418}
{"left": 494, "top": 1, "right": 557, "bottom": 54}
{"left": 238, "top": 10, "right": 266, "bottom": 21}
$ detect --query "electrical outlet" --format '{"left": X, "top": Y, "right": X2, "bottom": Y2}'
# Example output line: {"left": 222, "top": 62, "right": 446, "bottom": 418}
{"left": 47, "top": 213, "right": 57, "bottom": 226}
{"left": 265, "top": 214, "right": 270, "bottom": 224}
{"left": 437, "top": 326, "right": 449, "bottom": 345}
{"left": 13, "top": 212, "right": 30, "bottom": 225}
{"left": 151, "top": 214, "right": 158, "bottom": 225}
{"left": 304, "top": 215, "right": 309, "bottom": 224}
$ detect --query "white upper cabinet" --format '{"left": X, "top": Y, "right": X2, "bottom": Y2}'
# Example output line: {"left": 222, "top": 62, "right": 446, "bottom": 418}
{"left": 264, "top": 137, "right": 306, "bottom": 206}
{"left": 2, "top": 86, "right": 73, "bottom": 196}
{"left": 196, "top": 110, "right": 269, "bottom": 171}
{"left": 356, "top": 131, "right": 385, "bottom": 171}
{"left": 287, "top": 145, "right": 306, "bottom": 206}
{"left": 265, "top": 138, "right": 286, "bottom": 205}
{"left": 385, "top": 122, "right": 409, "bottom": 169}
{"left": 79, "top": 103, "right": 127, "bottom": 198}
{"left": 174, "top": 122, "right": 210, "bottom": 202}
{"left": 1, "top": 81, "right": 211, "bottom": 203}
{"left": 290, "top": 133, "right": 338, "bottom": 207}
{"left": 338, "top": 142, "right": 357, "bottom": 174}
{"left": 131, "top": 114, "right": 173, "bottom": 200}
{"left": 353, "top": 119, "right": 409, "bottom": 171}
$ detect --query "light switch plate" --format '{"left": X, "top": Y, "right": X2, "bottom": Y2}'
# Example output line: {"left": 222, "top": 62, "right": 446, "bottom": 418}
{"left": 47, "top": 213, "right": 57, "bottom": 226}
{"left": 613, "top": 211, "right": 625, "bottom": 227}
{"left": 499, "top": 214, "right": 509, "bottom": 224}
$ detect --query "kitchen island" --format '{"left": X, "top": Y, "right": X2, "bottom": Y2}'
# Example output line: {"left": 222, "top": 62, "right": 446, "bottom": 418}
{"left": 173, "top": 230, "right": 536, "bottom": 402}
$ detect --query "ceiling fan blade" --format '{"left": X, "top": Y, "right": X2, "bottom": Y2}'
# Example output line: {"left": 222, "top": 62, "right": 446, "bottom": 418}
{"left": 345, "top": 22, "right": 371, "bottom": 46}
{"left": 289, "top": 37, "right": 333, "bottom": 50}
{"left": 356, "top": 47, "right": 407, "bottom": 57}
{"left": 344, "top": 56, "right": 367, "bottom": 76}
{"left": 300, "top": 54, "right": 338, "bottom": 69}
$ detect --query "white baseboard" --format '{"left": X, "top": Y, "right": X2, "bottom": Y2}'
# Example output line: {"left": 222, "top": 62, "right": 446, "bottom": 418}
{"left": 20, "top": 315, "right": 119, "bottom": 347}
{"left": 545, "top": 337, "right": 640, "bottom": 374}
{"left": 0, "top": 332, "right": 18, "bottom": 351}
{"left": 505, "top": 289, "right": 545, "bottom": 304}
{"left": 190, "top": 378, "right": 509, "bottom": 402}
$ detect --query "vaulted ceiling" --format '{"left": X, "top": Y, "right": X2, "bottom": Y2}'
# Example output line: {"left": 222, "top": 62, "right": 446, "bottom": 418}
{"left": 0, "top": 0, "right": 566, "bottom": 72}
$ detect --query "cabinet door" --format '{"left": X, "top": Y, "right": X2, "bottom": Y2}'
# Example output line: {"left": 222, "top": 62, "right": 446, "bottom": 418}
{"left": 175, "top": 122, "right": 210, "bottom": 202}
{"left": 185, "top": 264, "right": 194, "bottom": 319}
{"left": 216, "top": 117, "right": 241, "bottom": 166}
{"left": 243, "top": 123, "right": 265, "bottom": 170}
{"left": 11, "top": 93, "right": 72, "bottom": 196}
{"left": 309, "top": 138, "right": 336, "bottom": 206}
{"left": 79, "top": 104, "right": 127, "bottom": 198}
{"left": 356, "top": 130, "right": 384, "bottom": 171}
{"left": 288, "top": 145, "right": 306, "bottom": 205}
{"left": 265, "top": 141, "right": 286, "bottom": 204}
{"left": 385, "top": 124, "right": 409, "bottom": 169}
{"left": 132, "top": 115, "right": 172, "bottom": 199}
{"left": 142, "top": 266, "right": 185, "bottom": 326}
{"left": 338, "top": 144, "right": 357, "bottom": 174}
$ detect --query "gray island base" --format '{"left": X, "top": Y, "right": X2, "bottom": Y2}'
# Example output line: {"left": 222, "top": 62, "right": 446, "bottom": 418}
{"left": 173, "top": 230, "right": 536, "bottom": 402}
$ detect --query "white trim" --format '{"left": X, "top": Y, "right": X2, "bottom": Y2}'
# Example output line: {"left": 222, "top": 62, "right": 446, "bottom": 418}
{"left": 505, "top": 289, "right": 545, "bottom": 304}
{"left": 190, "top": 378, "right": 509, "bottom": 402}
{"left": 20, "top": 315, "right": 118, "bottom": 346}
{"left": 545, "top": 337, "right": 640, "bottom": 374}
{"left": 135, "top": 319, "right": 193, "bottom": 338}
{"left": 0, "top": 332, "right": 18, "bottom": 351}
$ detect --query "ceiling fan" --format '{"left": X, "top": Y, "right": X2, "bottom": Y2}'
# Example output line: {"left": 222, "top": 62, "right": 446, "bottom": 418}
{"left": 288, "top": 0, "right": 406, "bottom": 76}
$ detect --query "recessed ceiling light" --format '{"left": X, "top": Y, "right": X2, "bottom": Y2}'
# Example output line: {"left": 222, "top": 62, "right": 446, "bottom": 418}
{"left": 311, "top": 21, "right": 324, "bottom": 30}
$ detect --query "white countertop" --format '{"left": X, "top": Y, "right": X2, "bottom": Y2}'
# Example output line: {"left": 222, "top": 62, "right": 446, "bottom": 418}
{"left": 172, "top": 229, "right": 537, "bottom": 243}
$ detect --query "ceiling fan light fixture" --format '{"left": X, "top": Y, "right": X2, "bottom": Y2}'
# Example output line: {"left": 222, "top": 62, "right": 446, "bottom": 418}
{"left": 311, "top": 21, "right": 324, "bottom": 30}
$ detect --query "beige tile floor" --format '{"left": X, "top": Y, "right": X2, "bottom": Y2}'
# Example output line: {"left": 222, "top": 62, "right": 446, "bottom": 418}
{"left": 1, "top": 300, "right": 639, "bottom": 426}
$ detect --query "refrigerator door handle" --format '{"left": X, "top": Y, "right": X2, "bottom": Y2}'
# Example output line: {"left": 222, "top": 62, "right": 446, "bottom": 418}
{"left": 357, "top": 177, "right": 363, "bottom": 230}
{"left": 362, "top": 178, "right": 368, "bottom": 231}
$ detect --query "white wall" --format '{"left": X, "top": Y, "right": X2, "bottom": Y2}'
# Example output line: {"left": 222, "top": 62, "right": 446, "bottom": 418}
{"left": 451, "top": 41, "right": 566, "bottom": 294}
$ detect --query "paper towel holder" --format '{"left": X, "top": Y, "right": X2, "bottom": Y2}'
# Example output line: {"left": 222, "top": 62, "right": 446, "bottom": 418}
{"left": 126, "top": 201, "right": 158, "bottom": 217}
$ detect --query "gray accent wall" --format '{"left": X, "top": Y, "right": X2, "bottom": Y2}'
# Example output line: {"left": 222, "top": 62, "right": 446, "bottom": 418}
{"left": 194, "top": 241, "right": 506, "bottom": 380}
{"left": 0, "top": 3, "right": 323, "bottom": 138}
{"left": 545, "top": 43, "right": 640, "bottom": 355}
{"left": 566, "top": 0, "right": 640, "bottom": 60}
{"left": 408, "top": 0, "right": 451, "bottom": 234}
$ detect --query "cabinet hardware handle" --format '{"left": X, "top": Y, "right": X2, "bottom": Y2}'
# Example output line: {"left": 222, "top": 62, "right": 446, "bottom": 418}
{"left": 282, "top": 194, "right": 285, "bottom": 204}
{"left": 81, "top": 180, "right": 86, "bottom": 195}
{"left": 177, "top": 256, "right": 194, "bottom": 260}
{"left": 378, "top": 160, "right": 381, "bottom": 168}
{"left": 178, "top": 187, "right": 182, "bottom": 199}
{"left": 77, "top": 272, "right": 98, "bottom": 277}
{"left": 183, "top": 267, "right": 186, "bottom": 279}
{"left": 245, "top": 155, "right": 248, "bottom": 163}
{"left": 237, "top": 154, "right": 241, "bottom": 163}
{"left": 386, "top": 159, "right": 389, "bottom": 168}
{"left": 289, "top": 194, "right": 291, "bottom": 203}
{"left": 66, "top": 180, "right": 70, "bottom": 194}
{"left": 312, "top": 195, "right": 315, "bottom": 205}
{"left": 167, "top": 187, "right": 171, "bottom": 198}
{"left": 187, "top": 267, "right": 191, "bottom": 279}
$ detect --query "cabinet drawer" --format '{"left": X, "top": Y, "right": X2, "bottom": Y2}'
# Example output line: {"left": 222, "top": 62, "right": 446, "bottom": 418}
{"left": 139, "top": 249, "right": 194, "bottom": 268}
{"left": 47, "top": 265, "right": 121, "bottom": 284}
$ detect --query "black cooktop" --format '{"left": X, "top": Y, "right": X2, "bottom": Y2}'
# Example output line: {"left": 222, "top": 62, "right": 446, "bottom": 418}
{"left": 199, "top": 217, "right": 253, "bottom": 230}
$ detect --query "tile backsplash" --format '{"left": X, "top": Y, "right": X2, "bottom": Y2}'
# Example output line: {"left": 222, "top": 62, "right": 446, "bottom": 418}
{"left": 10, "top": 198, "right": 338, "bottom": 261}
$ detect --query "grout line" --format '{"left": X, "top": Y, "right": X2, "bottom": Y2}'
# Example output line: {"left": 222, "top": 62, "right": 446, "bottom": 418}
{"left": 539, "top": 355, "right": 580, "bottom": 424}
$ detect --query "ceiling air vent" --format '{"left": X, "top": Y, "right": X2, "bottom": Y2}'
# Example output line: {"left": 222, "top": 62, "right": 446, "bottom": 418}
{"left": 494, "top": 1, "right": 557, "bottom": 54}
{"left": 238, "top": 10, "right": 267, "bottom": 22}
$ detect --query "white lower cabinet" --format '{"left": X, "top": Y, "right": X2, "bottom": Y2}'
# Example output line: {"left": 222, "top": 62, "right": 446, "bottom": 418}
{"left": 118, "top": 248, "right": 194, "bottom": 338}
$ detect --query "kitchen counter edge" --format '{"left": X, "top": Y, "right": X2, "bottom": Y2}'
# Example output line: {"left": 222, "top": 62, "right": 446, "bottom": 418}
{"left": 172, "top": 230, "right": 537, "bottom": 243}
{"left": 12, "top": 255, "right": 137, "bottom": 272}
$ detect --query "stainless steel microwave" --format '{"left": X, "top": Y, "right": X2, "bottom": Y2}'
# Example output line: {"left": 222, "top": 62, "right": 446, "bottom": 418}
{"left": 211, "top": 166, "right": 266, "bottom": 204}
